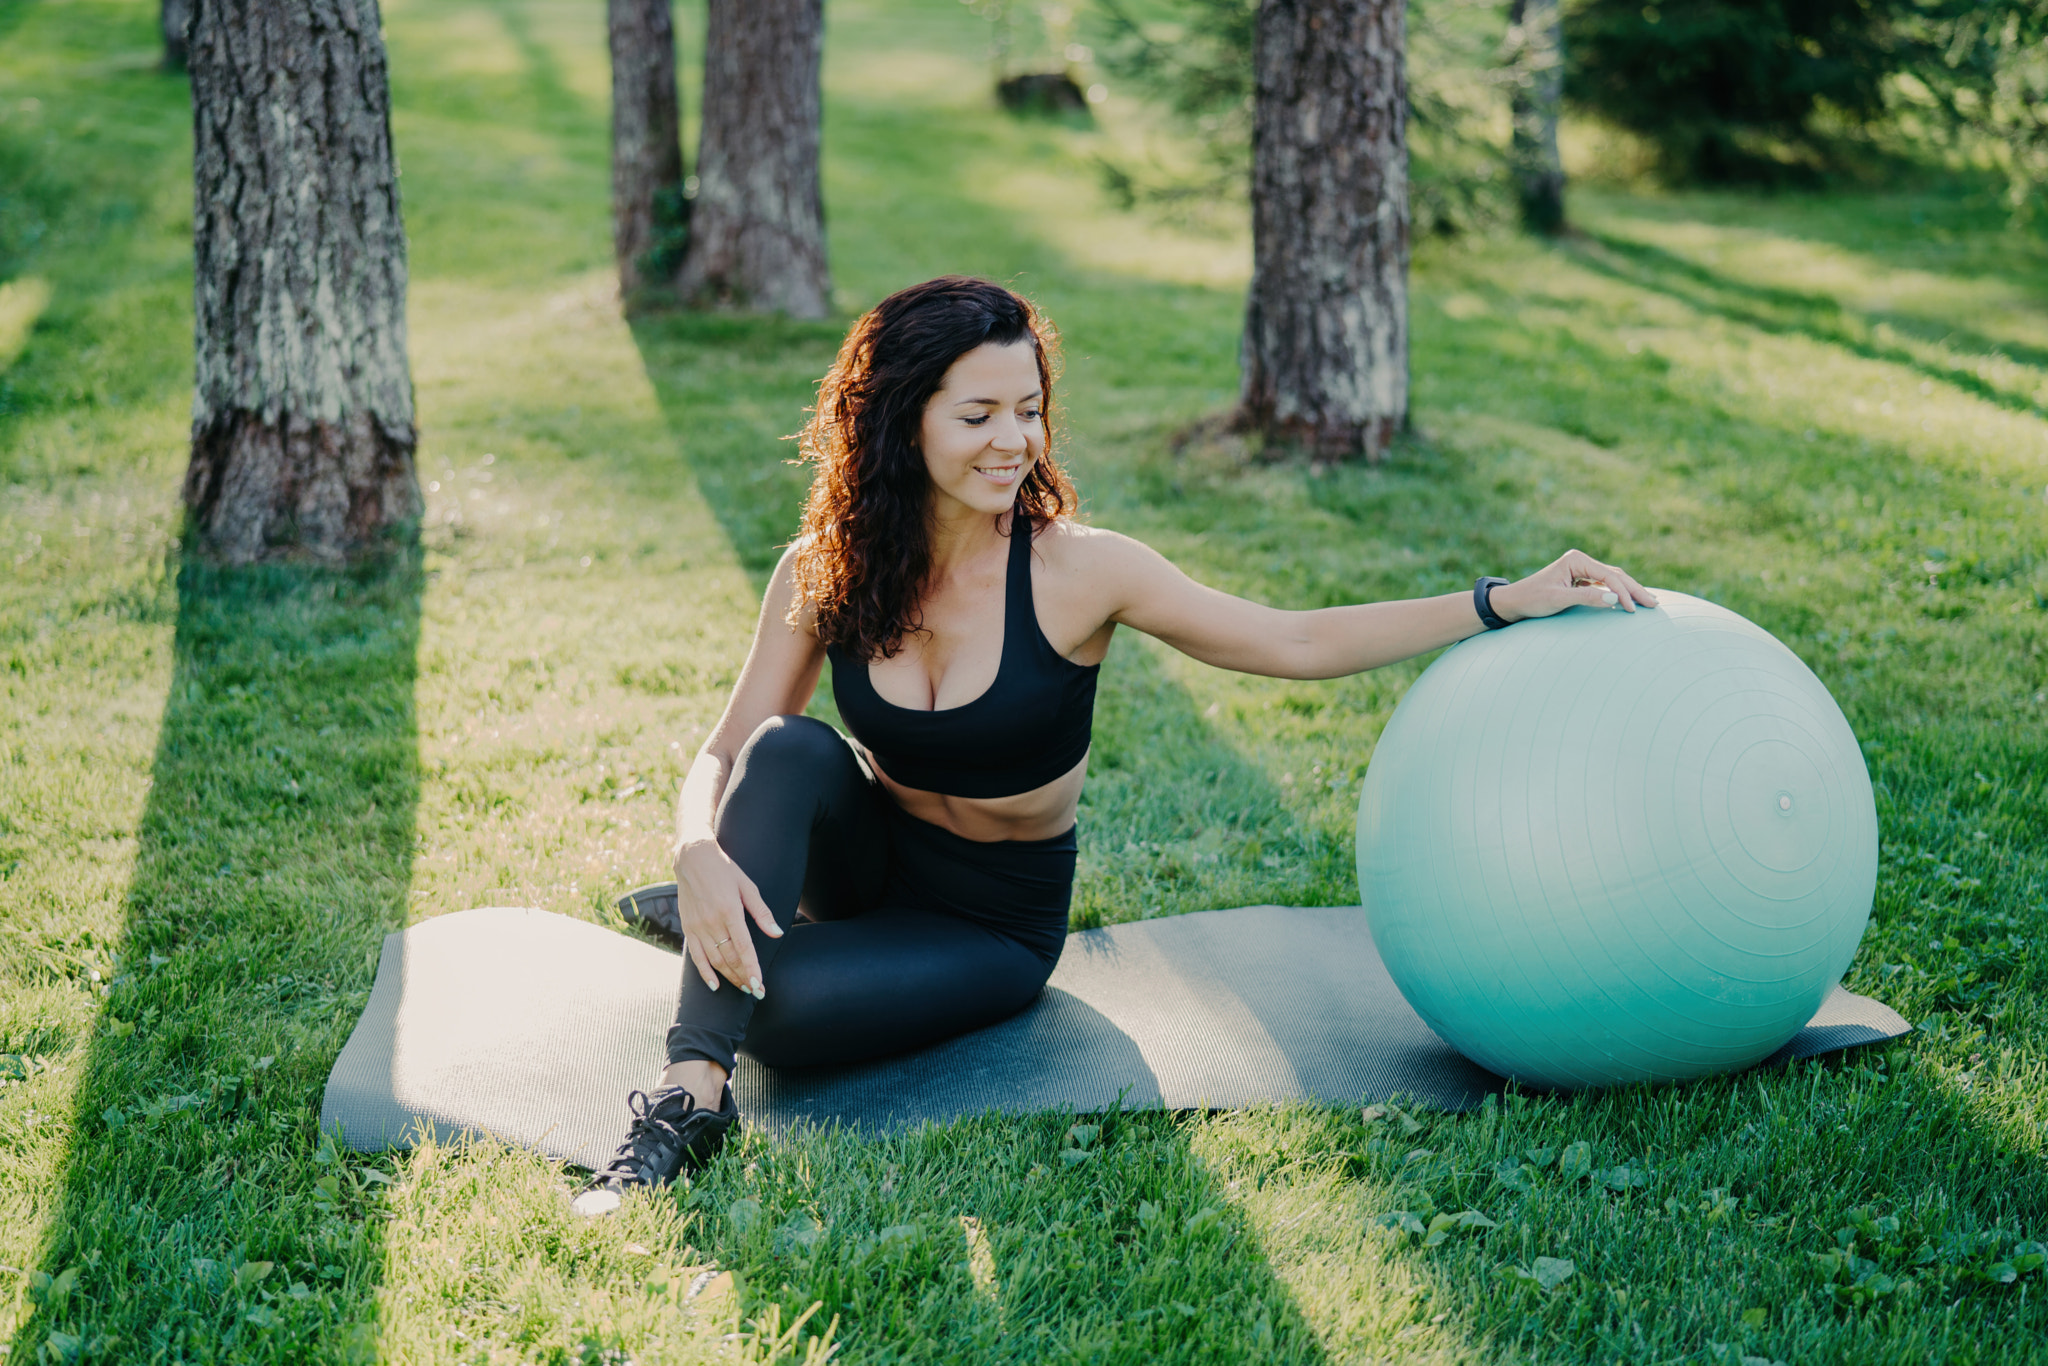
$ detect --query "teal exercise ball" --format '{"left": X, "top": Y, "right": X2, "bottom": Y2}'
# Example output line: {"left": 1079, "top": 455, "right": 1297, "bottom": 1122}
{"left": 1356, "top": 590, "right": 1877, "bottom": 1091}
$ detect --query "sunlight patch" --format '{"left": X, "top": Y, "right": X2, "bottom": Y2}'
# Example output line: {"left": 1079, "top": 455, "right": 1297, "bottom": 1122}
{"left": 0, "top": 276, "right": 51, "bottom": 371}
{"left": 972, "top": 166, "right": 1251, "bottom": 290}
{"left": 390, "top": 5, "right": 524, "bottom": 78}
{"left": 1593, "top": 212, "right": 2047, "bottom": 356}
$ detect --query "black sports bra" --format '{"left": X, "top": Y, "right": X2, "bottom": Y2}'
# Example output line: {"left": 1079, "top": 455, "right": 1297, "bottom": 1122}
{"left": 827, "top": 515, "right": 1100, "bottom": 799}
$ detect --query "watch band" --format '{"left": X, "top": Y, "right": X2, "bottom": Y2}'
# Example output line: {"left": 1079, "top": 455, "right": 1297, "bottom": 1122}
{"left": 1473, "top": 576, "right": 1512, "bottom": 630}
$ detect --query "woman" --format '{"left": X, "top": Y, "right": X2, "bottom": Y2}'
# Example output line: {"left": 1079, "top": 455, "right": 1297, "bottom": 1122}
{"left": 585, "top": 276, "right": 1655, "bottom": 1198}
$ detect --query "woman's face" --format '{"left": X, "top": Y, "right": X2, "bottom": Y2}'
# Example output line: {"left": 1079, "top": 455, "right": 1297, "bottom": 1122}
{"left": 917, "top": 340, "right": 1044, "bottom": 521}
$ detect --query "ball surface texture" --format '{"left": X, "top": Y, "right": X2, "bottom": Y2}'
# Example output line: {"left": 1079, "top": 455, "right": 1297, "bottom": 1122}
{"left": 1356, "top": 591, "right": 1877, "bottom": 1090}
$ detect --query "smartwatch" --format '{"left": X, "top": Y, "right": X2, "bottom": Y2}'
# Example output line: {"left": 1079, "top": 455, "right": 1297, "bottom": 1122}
{"left": 1473, "top": 576, "right": 1513, "bottom": 631}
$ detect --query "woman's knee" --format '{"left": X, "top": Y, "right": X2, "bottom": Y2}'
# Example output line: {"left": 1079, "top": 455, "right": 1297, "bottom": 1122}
{"left": 719, "top": 717, "right": 868, "bottom": 843}
{"left": 732, "top": 715, "right": 853, "bottom": 783}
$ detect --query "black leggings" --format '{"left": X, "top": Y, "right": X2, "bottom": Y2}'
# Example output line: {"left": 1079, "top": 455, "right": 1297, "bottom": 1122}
{"left": 666, "top": 715, "right": 1075, "bottom": 1072}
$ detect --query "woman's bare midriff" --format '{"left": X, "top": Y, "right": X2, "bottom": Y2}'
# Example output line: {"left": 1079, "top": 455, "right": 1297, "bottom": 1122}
{"left": 866, "top": 748, "right": 1088, "bottom": 842}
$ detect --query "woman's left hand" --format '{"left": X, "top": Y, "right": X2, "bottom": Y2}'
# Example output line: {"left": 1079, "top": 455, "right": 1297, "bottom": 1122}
{"left": 1491, "top": 550, "right": 1659, "bottom": 622}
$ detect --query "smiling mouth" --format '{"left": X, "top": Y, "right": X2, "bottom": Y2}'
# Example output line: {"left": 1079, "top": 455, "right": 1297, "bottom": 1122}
{"left": 973, "top": 462, "right": 1022, "bottom": 482}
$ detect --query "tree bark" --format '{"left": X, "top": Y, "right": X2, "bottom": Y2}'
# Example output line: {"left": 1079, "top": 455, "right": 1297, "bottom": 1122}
{"left": 609, "top": 0, "right": 687, "bottom": 298}
{"left": 675, "top": 0, "right": 830, "bottom": 319}
{"left": 162, "top": 0, "right": 192, "bottom": 69}
{"left": 184, "top": 0, "right": 419, "bottom": 565}
{"left": 1238, "top": 0, "right": 1408, "bottom": 463}
{"left": 1506, "top": 0, "right": 1566, "bottom": 234}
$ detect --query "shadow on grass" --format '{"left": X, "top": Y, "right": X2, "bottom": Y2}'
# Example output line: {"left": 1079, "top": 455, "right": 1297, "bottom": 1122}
{"left": 13, "top": 552, "right": 421, "bottom": 1364}
{"left": 1321, "top": 1049, "right": 2048, "bottom": 1362}
{"left": 1571, "top": 230, "right": 2048, "bottom": 419}
{"left": 688, "top": 1106, "right": 1343, "bottom": 1362}
{"left": 625, "top": 309, "right": 843, "bottom": 588}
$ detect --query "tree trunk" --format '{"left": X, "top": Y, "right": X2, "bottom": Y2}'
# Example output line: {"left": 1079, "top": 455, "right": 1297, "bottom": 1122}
{"left": 1238, "top": 0, "right": 1408, "bottom": 463}
{"left": 184, "top": 0, "right": 419, "bottom": 565}
{"left": 675, "top": 0, "right": 830, "bottom": 319}
{"left": 1506, "top": 0, "right": 1566, "bottom": 234}
{"left": 609, "top": 0, "right": 687, "bottom": 299}
{"left": 162, "top": 0, "right": 192, "bottom": 69}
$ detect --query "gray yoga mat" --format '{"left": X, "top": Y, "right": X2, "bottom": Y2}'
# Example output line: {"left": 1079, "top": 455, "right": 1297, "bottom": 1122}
{"left": 320, "top": 905, "right": 1911, "bottom": 1170}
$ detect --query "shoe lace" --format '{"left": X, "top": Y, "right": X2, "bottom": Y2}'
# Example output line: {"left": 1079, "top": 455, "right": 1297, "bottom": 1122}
{"left": 598, "top": 1087, "right": 696, "bottom": 1180}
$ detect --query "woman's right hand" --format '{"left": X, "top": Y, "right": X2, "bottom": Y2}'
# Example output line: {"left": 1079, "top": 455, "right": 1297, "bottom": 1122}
{"left": 671, "top": 837, "right": 782, "bottom": 998}
{"left": 1492, "top": 549, "right": 1658, "bottom": 622}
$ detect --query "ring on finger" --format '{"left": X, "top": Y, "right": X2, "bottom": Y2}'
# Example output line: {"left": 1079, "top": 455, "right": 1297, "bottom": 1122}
{"left": 712, "top": 936, "right": 732, "bottom": 947}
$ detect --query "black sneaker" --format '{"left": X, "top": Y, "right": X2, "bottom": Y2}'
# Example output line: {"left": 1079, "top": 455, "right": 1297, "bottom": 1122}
{"left": 571, "top": 1084, "right": 738, "bottom": 1215}
{"left": 618, "top": 882, "right": 683, "bottom": 944}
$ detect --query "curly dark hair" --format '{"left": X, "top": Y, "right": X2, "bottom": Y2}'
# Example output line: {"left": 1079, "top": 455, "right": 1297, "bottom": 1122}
{"left": 789, "top": 276, "right": 1077, "bottom": 661}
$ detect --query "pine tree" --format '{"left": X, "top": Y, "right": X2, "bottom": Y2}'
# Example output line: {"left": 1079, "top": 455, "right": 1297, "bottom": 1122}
{"left": 675, "top": 0, "right": 830, "bottom": 318}
{"left": 609, "top": 0, "right": 688, "bottom": 299}
{"left": 183, "top": 0, "right": 419, "bottom": 563}
{"left": 1238, "top": 0, "right": 1407, "bottom": 461}
{"left": 1506, "top": 0, "right": 1565, "bottom": 232}
{"left": 162, "top": 0, "right": 191, "bottom": 69}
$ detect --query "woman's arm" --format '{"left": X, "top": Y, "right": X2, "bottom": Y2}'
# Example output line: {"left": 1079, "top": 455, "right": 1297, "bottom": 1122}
{"left": 670, "top": 545, "right": 826, "bottom": 996}
{"left": 1095, "top": 533, "right": 1657, "bottom": 680}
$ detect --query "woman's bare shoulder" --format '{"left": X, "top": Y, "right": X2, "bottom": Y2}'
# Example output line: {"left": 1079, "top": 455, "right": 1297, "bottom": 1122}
{"left": 766, "top": 538, "right": 821, "bottom": 636}
{"left": 1032, "top": 518, "right": 1152, "bottom": 568}
{"left": 1036, "top": 520, "right": 1181, "bottom": 587}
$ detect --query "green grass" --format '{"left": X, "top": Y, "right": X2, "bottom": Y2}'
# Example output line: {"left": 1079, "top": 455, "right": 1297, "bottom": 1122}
{"left": 4, "top": 0, "right": 2047, "bottom": 1361}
